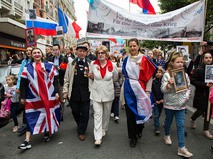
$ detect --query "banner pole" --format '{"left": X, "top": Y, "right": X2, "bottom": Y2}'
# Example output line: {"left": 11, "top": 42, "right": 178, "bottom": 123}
{"left": 204, "top": 0, "right": 212, "bottom": 122}
{"left": 201, "top": 0, "right": 208, "bottom": 41}
{"left": 129, "top": 1, "right": 130, "bottom": 12}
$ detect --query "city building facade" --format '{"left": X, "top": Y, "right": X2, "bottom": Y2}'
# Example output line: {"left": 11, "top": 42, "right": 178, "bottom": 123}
{"left": 0, "top": 0, "right": 77, "bottom": 65}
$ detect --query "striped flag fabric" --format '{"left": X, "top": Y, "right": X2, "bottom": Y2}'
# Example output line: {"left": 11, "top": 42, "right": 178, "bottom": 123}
{"left": 130, "top": 0, "right": 156, "bottom": 14}
{"left": 21, "top": 62, "right": 60, "bottom": 135}
{"left": 58, "top": 6, "right": 82, "bottom": 38}
{"left": 26, "top": 15, "right": 57, "bottom": 36}
{"left": 122, "top": 55, "right": 156, "bottom": 124}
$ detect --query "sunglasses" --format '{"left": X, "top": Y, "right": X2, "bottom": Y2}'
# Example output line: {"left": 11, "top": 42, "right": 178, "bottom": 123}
{"left": 97, "top": 51, "right": 106, "bottom": 55}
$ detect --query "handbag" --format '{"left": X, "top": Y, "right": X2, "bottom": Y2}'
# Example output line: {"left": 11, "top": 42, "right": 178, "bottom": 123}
{"left": 0, "top": 98, "right": 11, "bottom": 118}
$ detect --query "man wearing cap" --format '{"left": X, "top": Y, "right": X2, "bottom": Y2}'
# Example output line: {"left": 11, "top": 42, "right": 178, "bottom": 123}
{"left": 63, "top": 45, "right": 92, "bottom": 141}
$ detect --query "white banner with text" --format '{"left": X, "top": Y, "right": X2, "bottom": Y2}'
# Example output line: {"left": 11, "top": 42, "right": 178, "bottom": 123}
{"left": 86, "top": 0, "right": 205, "bottom": 42}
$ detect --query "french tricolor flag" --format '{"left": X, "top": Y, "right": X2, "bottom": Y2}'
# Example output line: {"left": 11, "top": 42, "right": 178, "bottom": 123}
{"left": 58, "top": 6, "right": 82, "bottom": 39}
{"left": 26, "top": 15, "right": 57, "bottom": 36}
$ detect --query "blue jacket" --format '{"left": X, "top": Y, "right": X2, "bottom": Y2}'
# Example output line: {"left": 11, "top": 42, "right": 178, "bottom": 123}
{"left": 16, "top": 59, "right": 31, "bottom": 90}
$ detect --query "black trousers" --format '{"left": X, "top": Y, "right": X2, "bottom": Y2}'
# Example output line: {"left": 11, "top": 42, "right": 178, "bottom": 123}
{"left": 69, "top": 100, "right": 90, "bottom": 135}
{"left": 22, "top": 105, "right": 27, "bottom": 124}
{"left": 125, "top": 104, "right": 144, "bottom": 140}
{"left": 191, "top": 105, "right": 212, "bottom": 131}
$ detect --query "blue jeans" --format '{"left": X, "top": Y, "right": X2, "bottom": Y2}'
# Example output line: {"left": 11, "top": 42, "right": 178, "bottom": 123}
{"left": 153, "top": 103, "right": 163, "bottom": 128}
{"left": 164, "top": 108, "right": 185, "bottom": 148}
{"left": 111, "top": 97, "right": 119, "bottom": 117}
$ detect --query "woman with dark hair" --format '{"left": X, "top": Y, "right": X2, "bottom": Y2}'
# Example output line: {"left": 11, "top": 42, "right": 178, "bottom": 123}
{"left": 190, "top": 52, "right": 213, "bottom": 139}
{"left": 121, "top": 38, "right": 156, "bottom": 148}
{"left": 16, "top": 46, "right": 33, "bottom": 134}
{"left": 18, "top": 48, "right": 60, "bottom": 150}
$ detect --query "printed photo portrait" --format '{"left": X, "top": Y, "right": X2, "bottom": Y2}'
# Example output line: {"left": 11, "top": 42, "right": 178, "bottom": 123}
{"left": 25, "top": 28, "right": 36, "bottom": 46}
{"left": 176, "top": 45, "right": 189, "bottom": 62}
{"left": 171, "top": 68, "right": 188, "bottom": 93}
{"left": 29, "top": 9, "right": 36, "bottom": 19}
{"left": 56, "top": 26, "right": 63, "bottom": 37}
{"left": 205, "top": 65, "right": 213, "bottom": 83}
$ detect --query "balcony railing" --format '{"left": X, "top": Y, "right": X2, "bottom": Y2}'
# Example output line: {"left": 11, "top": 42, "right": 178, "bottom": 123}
{"left": 1, "top": 0, "right": 12, "bottom": 11}
{"left": 6, "top": 0, "right": 12, "bottom": 3}
{"left": 14, "top": 2, "right": 23, "bottom": 10}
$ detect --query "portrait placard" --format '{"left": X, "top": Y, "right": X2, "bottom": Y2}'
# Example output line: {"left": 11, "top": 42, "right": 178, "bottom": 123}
{"left": 176, "top": 45, "right": 189, "bottom": 62}
{"left": 25, "top": 28, "right": 36, "bottom": 47}
{"left": 205, "top": 65, "right": 213, "bottom": 83}
{"left": 29, "top": 9, "right": 36, "bottom": 19}
{"left": 56, "top": 26, "right": 63, "bottom": 37}
{"left": 171, "top": 68, "right": 188, "bottom": 93}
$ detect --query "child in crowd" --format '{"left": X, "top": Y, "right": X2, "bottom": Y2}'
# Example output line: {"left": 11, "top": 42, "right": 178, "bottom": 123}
{"left": 161, "top": 51, "right": 193, "bottom": 158}
{"left": 151, "top": 67, "right": 164, "bottom": 135}
{"left": 5, "top": 75, "right": 19, "bottom": 132}
{"left": 109, "top": 55, "right": 120, "bottom": 122}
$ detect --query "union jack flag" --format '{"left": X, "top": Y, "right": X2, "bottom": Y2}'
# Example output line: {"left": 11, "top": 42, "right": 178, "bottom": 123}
{"left": 21, "top": 62, "right": 60, "bottom": 135}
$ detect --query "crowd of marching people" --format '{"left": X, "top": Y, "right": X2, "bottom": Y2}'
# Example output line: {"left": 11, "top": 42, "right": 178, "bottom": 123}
{"left": 1, "top": 39, "right": 213, "bottom": 158}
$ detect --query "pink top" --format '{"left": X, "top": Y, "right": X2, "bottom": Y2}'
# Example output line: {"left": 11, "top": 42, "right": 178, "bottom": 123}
{"left": 209, "top": 88, "right": 213, "bottom": 118}
{"left": 209, "top": 88, "right": 213, "bottom": 104}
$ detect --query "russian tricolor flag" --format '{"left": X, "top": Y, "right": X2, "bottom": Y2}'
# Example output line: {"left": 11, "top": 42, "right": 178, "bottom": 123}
{"left": 26, "top": 15, "right": 57, "bottom": 36}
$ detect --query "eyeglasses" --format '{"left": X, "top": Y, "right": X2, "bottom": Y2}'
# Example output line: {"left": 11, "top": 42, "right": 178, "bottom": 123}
{"left": 97, "top": 51, "right": 106, "bottom": 55}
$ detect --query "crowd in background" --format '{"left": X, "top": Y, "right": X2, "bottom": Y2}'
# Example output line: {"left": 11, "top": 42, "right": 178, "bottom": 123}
{"left": 0, "top": 39, "right": 213, "bottom": 158}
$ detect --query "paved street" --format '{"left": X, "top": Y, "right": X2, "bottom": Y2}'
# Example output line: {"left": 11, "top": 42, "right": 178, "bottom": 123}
{"left": 0, "top": 96, "right": 213, "bottom": 159}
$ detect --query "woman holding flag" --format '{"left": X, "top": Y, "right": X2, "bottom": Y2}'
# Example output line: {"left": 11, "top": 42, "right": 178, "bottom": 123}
{"left": 121, "top": 38, "right": 156, "bottom": 148}
{"left": 18, "top": 48, "right": 60, "bottom": 150}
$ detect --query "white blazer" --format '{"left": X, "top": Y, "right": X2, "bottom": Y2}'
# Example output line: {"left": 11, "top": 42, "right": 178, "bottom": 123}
{"left": 89, "top": 61, "right": 118, "bottom": 102}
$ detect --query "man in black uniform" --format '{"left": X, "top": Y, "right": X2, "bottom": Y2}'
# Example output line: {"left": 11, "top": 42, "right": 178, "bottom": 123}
{"left": 63, "top": 45, "right": 91, "bottom": 141}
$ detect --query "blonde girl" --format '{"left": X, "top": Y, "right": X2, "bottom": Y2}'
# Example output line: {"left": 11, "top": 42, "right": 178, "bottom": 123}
{"left": 161, "top": 52, "right": 193, "bottom": 158}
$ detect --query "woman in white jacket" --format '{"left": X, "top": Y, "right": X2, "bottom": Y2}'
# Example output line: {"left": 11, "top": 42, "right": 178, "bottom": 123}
{"left": 89, "top": 45, "right": 118, "bottom": 146}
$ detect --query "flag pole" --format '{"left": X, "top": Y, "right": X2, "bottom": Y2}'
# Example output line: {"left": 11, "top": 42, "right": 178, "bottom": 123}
{"left": 201, "top": 0, "right": 208, "bottom": 42}
{"left": 203, "top": 0, "right": 212, "bottom": 122}
{"left": 129, "top": 0, "right": 130, "bottom": 12}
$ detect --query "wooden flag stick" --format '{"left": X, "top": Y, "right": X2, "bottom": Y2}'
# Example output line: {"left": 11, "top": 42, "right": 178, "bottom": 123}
{"left": 207, "top": 98, "right": 211, "bottom": 121}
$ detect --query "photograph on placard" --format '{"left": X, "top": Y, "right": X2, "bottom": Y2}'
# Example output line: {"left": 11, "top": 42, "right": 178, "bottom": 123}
{"left": 205, "top": 65, "right": 213, "bottom": 83}
{"left": 29, "top": 9, "right": 36, "bottom": 19}
{"left": 176, "top": 45, "right": 189, "bottom": 62}
{"left": 56, "top": 26, "right": 63, "bottom": 37}
{"left": 171, "top": 68, "right": 188, "bottom": 93}
{"left": 25, "top": 28, "right": 36, "bottom": 46}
